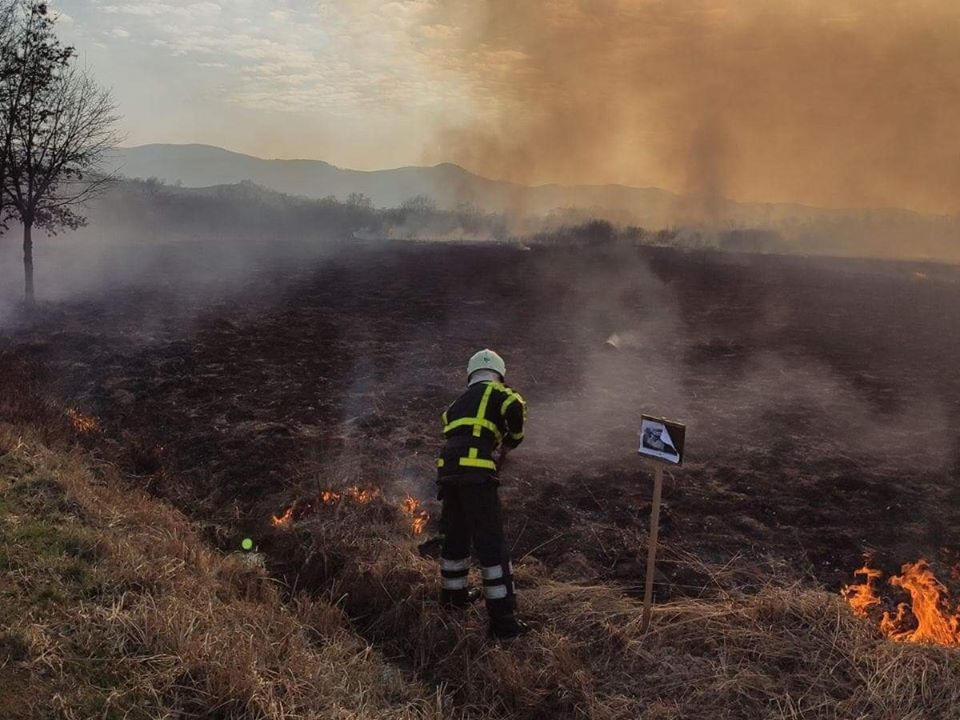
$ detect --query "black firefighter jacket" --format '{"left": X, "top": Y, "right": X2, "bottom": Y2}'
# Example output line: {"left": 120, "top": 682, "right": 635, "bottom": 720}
{"left": 436, "top": 381, "right": 526, "bottom": 484}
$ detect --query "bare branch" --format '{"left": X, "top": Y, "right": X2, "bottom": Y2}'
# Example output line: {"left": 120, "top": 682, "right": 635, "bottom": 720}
{"left": 4, "top": 24, "right": 120, "bottom": 231}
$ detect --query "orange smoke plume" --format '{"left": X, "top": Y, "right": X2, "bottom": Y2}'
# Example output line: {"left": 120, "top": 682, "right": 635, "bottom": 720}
{"left": 426, "top": 0, "right": 960, "bottom": 215}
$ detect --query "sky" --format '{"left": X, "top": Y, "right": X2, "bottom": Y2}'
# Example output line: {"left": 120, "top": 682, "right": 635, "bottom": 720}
{"left": 52, "top": 1, "right": 960, "bottom": 214}
{"left": 53, "top": 1, "right": 479, "bottom": 169}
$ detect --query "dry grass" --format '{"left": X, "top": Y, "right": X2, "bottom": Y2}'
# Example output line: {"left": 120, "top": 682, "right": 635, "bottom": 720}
{"left": 286, "top": 507, "right": 960, "bottom": 720}
{"left": 0, "top": 426, "right": 449, "bottom": 719}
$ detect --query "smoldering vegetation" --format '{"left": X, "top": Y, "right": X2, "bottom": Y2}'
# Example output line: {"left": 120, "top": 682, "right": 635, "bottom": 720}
{"left": 4, "top": 229, "right": 959, "bottom": 578}
{"left": 2, "top": 183, "right": 957, "bottom": 583}
{"left": 1, "top": 176, "right": 959, "bottom": 718}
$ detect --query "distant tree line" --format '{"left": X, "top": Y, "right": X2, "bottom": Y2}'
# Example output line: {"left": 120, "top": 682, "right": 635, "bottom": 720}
{"left": 100, "top": 179, "right": 508, "bottom": 247}
{"left": 1, "top": 0, "right": 119, "bottom": 305}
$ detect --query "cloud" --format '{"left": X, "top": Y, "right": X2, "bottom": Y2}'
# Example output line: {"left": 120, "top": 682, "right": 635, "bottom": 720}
{"left": 98, "top": 2, "right": 221, "bottom": 18}
{"left": 82, "top": 0, "right": 470, "bottom": 118}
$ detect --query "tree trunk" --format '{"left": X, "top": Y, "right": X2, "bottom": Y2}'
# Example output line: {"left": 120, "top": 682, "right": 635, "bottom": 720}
{"left": 23, "top": 221, "right": 34, "bottom": 306}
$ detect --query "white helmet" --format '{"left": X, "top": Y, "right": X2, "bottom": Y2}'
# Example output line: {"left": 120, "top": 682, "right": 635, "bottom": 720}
{"left": 467, "top": 349, "right": 506, "bottom": 380}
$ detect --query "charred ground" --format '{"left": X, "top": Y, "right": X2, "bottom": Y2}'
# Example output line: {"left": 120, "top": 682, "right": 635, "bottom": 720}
{"left": 3, "top": 240, "right": 958, "bottom": 599}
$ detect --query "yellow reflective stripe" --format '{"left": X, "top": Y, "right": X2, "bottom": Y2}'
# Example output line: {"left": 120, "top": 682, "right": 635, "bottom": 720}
{"left": 500, "top": 392, "right": 522, "bottom": 416}
{"left": 436, "top": 457, "right": 445, "bottom": 468}
{"left": 443, "top": 416, "right": 503, "bottom": 442}
{"left": 459, "top": 456, "right": 498, "bottom": 470}
{"left": 473, "top": 383, "right": 495, "bottom": 437}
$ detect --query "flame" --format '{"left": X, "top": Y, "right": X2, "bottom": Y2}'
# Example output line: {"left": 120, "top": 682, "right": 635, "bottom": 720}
{"left": 401, "top": 494, "right": 429, "bottom": 536}
{"left": 271, "top": 506, "right": 294, "bottom": 528}
{"left": 270, "top": 486, "right": 381, "bottom": 529}
{"left": 411, "top": 514, "right": 428, "bottom": 535}
{"left": 843, "top": 565, "right": 883, "bottom": 617}
{"left": 66, "top": 408, "right": 98, "bottom": 434}
{"left": 842, "top": 559, "right": 960, "bottom": 646}
{"left": 271, "top": 488, "right": 427, "bottom": 535}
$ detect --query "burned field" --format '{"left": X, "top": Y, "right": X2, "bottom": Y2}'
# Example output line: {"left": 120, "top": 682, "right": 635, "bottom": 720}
{"left": 6, "top": 240, "right": 960, "bottom": 717}
{"left": 4, "top": 240, "right": 959, "bottom": 601}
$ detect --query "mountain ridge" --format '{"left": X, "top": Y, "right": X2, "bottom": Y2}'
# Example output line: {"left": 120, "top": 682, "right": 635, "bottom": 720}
{"left": 108, "top": 143, "right": 717, "bottom": 225}
{"left": 109, "top": 144, "right": 952, "bottom": 232}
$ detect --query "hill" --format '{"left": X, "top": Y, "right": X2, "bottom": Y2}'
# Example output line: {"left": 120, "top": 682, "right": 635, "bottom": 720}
{"left": 109, "top": 144, "right": 960, "bottom": 261}
{"left": 104, "top": 144, "right": 796, "bottom": 223}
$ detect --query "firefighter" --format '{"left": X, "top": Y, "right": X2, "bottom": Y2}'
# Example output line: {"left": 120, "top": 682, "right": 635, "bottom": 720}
{"left": 436, "top": 349, "right": 529, "bottom": 639}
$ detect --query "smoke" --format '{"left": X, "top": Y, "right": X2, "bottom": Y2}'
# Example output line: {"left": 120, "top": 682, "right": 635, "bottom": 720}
{"left": 0, "top": 181, "right": 361, "bottom": 324}
{"left": 519, "top": 246, "right": 957, "bottom": 474}
{"left": 424, "top": 0, "right": 960, "bottom": 215}
{"left": 0, "top": 180, "right": 512, "bottom": 325}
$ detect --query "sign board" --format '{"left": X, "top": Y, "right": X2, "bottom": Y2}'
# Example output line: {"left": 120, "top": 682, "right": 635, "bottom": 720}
{"left": 638, "top": 415, "right": 685, "bottom": 465}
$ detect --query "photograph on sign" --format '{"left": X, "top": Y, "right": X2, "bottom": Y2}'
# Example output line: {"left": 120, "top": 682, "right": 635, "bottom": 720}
{"left": 638, "top": 415, "right": 685, "bottom": 465}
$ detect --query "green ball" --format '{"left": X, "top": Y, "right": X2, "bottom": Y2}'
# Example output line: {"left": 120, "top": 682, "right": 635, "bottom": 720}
{"left": 241, "top": 538, "right": 254, "bottom": 551}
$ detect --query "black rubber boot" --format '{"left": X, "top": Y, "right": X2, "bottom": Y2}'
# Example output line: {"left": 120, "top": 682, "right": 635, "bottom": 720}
{"left": 489, "top": 615, "right": 531, "bottom": 640}
{"left": 441, "top": 587, "right": 482, "bottom": 609}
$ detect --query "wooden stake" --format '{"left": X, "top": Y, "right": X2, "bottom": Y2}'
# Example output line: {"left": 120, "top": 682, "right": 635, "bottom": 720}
{"left": 640, "top": 463, "right": 663, "bottom": 632}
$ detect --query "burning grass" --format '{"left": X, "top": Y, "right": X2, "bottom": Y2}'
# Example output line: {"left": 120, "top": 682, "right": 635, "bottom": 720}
{"left": 275, "top": 501, "right": 960, "bottom": 720}
{"left": 271, "top": 485, "right": 429, "bottom": 536}
{"left": 843, "top": 560, "right": 960, "bottom": 647}
{"left": 402, "top": 495, "right": 430, "bottom": 536}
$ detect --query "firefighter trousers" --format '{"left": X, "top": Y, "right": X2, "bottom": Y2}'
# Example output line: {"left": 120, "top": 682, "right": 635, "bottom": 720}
{"left": 439, "top": 479, "right": 516, "bottom": 619}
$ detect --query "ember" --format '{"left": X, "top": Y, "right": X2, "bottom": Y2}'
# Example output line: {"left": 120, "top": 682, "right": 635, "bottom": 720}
{"left": 843, "top": 559, "right": 960, "bottom": 646}
{"left": 271, "top": 506, "right": 294, "bottom": 528}
{"left": 66, "top": 408, "right": 98, "bottom": 434}
{"left": 401, "top": 495, "right": 429, "bottom": 536}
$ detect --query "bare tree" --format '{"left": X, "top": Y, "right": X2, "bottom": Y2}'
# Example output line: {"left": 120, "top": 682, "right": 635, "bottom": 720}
{"left": 0, "top": 0, "right": 18, "bottom": 228}
{"left": 2, "top": 1, "right": 119, "bottom": 305}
